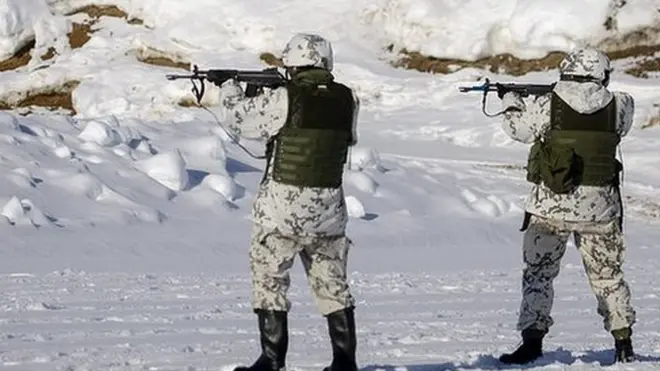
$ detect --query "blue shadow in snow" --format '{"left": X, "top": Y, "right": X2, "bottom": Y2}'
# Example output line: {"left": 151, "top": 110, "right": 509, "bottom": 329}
{"left": 361, "top": 213, "right": 379, "bottom": 221}
{"left": 226, "top": 157, "right": 262, "bottom": 174}
{"left": 185, "top": 169, "right": 210, "bottom": 191}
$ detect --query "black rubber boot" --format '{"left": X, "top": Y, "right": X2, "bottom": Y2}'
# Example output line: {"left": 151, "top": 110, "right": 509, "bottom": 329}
{"left": 613, "top": 327, "right": 635, "bottom": 363}
{"left": 499, "top": 329, "right": 545, "bottom": 365}
{"left": 234, "top": 310, "right": 288, "bottom": 371}
{"left": 322, "top": 307, "right": 358, "bottom": 371}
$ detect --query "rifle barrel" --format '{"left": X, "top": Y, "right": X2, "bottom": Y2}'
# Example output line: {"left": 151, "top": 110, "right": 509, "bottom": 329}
{"left": 458, "top": 85, "right": 494, "bottom": 92}
{"left": 165, "top": 73, "right": 204, "bottom": 80}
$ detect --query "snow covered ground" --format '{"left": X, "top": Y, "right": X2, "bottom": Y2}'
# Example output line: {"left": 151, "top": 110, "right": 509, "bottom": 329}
{"left": 1, "top": 0, "right": 660, "bottom": 370}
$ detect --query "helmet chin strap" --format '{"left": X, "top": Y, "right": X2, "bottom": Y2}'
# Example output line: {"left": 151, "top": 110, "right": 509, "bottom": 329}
{"left": 602, "top": 70, "right": 611, "bottom": 87}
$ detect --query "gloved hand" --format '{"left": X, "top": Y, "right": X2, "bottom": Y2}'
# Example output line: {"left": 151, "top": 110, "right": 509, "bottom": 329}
{"left": 218, "top": 79, "right": 245, "bottom": 107}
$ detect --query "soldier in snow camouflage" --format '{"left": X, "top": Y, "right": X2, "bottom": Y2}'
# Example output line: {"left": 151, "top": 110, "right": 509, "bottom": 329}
{"left": 219, "top": 33, "right": 360, "bottom": 371}
{"left": 498, "top": 47, "right": 637, "bottom": 365}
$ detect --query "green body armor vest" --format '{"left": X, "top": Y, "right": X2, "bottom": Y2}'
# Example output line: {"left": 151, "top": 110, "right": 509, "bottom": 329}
{"left": 268, "top": 70, "right": 354, "bottom": 188}
{"left": 526, "top": 92, "right": 620, "bottom": 194}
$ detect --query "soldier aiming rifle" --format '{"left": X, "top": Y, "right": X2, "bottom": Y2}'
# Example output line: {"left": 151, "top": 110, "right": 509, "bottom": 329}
{"left": 460, "top": 47, "right": 637, "bottom": 365}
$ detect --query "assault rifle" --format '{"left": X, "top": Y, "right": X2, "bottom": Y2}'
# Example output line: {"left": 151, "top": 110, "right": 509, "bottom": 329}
{"left": 166, "top": 65, "right": 287, "bottom": 104}
{"left": 458, "top": 78, "right": 555, "bottom": 117}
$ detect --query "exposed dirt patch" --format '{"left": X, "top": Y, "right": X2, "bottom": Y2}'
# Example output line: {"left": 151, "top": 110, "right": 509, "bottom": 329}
{"left": 0, "top": 40, "right": 36, "bottom": 72}
{"left": 394, "top": 45, "right": 660, "bottom": 77}
{"left": 641, "top": 104, "right": 660, "bottom": 129}
{"left": 598, "top": 26, "right": 660, "bottom": 58}
{"left": 642, "top": 115, "right": 660, "bottom": 129}
{"left": 391, "top": 26, "right": 660, "bottom": 77}
{"left": 41, "top": 47, "right": 57, "bottom": 61}
{"left": 68, "top": 22, "right": 93, "bottom": 49}
{"left": 67, "top": 5, "right": 146, "bottom": 48}
{"left": 625, "top": 58, "right": 660, "bottom": 78}
{"left": 0, "top": 21, "right": 94, "bottom": 72}
{"left": 69, "top": 4, "right": 144, "bottom": 26}
{"left": 67, "top": 5, "right": 128, "bottom": 19}
{"left": 0, "top": 81, "right": 80, "bottom": 114}
{"left": 68, "top": 4, "right": 128, "bottom": 19}
{"left": 0, "top": 4, "right": 146, "bottom": 112}
{"left": 0, "top": 41, "right": 58, "bottom": 72}
{"left": 0, "top": 5, "right": 147, "bottom": 73}
{"left": 135, "top": 46, "right": 190, "bottom": 70}
{"left": 173, "top": 28, "right": 660, "bottom": 81}
{"left": 259, "top": 52, "right": 283, "bottom": 67}
{"left": 138, "top": 55, "right": 190, "bottom": 70}
{"left": 394, "top": 50, "right": 568, "bottom": 76}
{"left": 178, "top": 98, "right": 201, "bottom": 107}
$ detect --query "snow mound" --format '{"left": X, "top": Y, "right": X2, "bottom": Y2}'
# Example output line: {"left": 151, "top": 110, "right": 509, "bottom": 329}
{"left": 53, "top": 172, "right": 105, "bottom": 200}
{"left": 77, "top": 119, "right": 122, "bottom": 147}
{"left": 350, "top": 147, "right": 385, "bottom": 172}
{"left": 204, "top": 173, "right": 238, "bottom": 201}
{"left": 135, "top": 149, "right": 190, "bottom": 191}
{"left": 53, "top": 172, "right": 135, "bottom": 206}
{"left": 179, "top": 135, "right": 228, "bottom": 166}
{"left": 345, "top": 195, "right": 366, "bottom": 218}
{"left": 53, "top": 144, "right": 73, "bottom": 158}
{"left": 345, "top": 170, "right": 379, "bottom": 195}
{"left": 460, "top": 188, "right": 516, "bottom": 218}
{"left": 1, "top": 196, "right": 55, "bottom": 227}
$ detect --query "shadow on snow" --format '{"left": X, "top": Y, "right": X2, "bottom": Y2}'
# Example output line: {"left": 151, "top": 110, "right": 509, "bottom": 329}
{"left": 361, "top": 348, "right": 660, "bottom": 370}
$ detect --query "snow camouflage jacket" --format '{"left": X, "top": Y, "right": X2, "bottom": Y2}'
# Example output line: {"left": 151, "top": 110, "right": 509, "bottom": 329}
{"left": 218, "top": 76, "right": 360, "bottom": 237}
{"left": 501, "top": 81, "right": 635, "bottom": 223}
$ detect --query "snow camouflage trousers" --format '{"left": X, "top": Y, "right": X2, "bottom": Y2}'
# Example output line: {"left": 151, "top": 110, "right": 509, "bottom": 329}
{"left": 249, "top": 227, "right": 355, "bottom": 315}
{"left": 517, "top": 215, "right": 636, "bottom": 333}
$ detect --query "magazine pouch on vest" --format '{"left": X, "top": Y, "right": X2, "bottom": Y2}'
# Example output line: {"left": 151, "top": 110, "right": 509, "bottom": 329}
{"left": 269, "top": 69, "right": 354, "bottom": 188}
{"left": 526, "top": 92, "right": 619, "bottom": 194}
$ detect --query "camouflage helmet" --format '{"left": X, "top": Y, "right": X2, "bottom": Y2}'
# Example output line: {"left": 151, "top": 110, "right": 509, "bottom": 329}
{"left": 559, "top": 47, "right": 611, "bottom": 81}
{"left": 281, "top": 33, "right": 334, "bottom": 71}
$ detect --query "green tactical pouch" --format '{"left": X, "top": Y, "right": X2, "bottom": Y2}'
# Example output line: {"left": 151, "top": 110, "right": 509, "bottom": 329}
{"left": 526, "top": 140, "right": 542, "bottom": 184}
{"left": 539, "top": 141, "right": 581, "bottom": 194}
